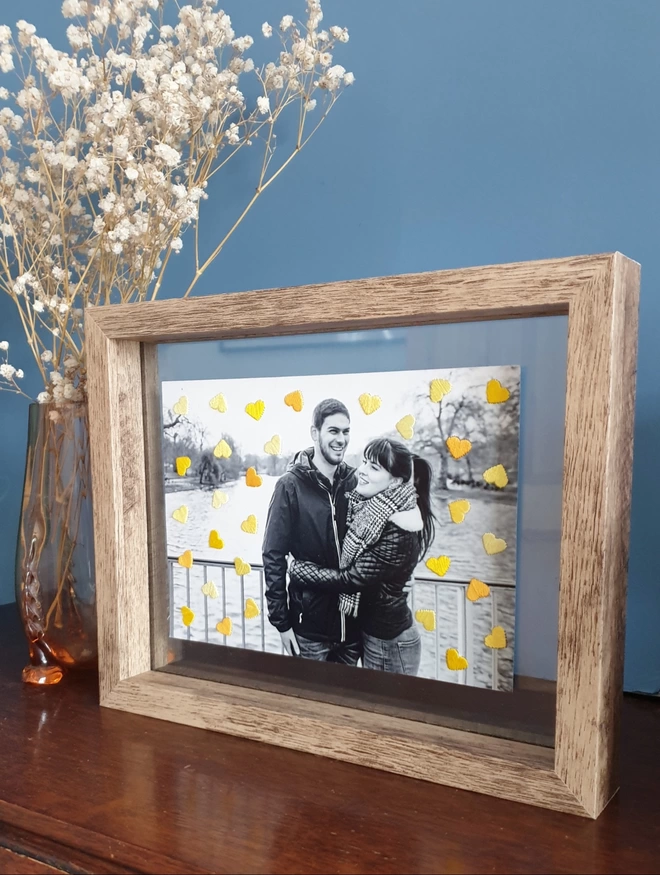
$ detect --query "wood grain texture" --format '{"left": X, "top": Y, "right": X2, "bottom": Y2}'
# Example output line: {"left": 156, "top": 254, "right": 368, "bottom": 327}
{"left": 86, "top": 254, "right": 609, "bottom": 343}
{"left": 86, "top": 316, "right": 151, "bottom": 700}
{"left": 84, "top": 253, "right": 641, "bottom": 818}
{"left": 1, "top": 606, "right": 660, "bottom": 874}
{"left": 0, "top": 847, "right": 64, "bottom": 874}
{"left": 555, "top": 254, "right": 640, "bottom": 817}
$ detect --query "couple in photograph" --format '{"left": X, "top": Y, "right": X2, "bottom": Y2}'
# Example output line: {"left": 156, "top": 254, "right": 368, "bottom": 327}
{"left": 262, "top": 398, "right": 435, "bottom": 676}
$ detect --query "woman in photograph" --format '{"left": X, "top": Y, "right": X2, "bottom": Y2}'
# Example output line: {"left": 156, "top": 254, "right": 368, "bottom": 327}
{"left": 288, "top": 438, "right": 435, "bottom": 676}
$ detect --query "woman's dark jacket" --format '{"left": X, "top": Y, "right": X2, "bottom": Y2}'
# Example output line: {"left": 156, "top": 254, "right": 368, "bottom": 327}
{"left": 289, "top": 522, "right": 421, "bottom": 640}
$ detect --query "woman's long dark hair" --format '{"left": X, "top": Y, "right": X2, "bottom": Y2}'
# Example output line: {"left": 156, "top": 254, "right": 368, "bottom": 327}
{"left": 363, "top": 438, "right": 436, "bottom": 557}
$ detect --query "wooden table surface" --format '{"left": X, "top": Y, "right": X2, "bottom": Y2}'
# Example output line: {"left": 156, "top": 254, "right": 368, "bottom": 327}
{"left": 0, "top": 604, "right": 659, "bottom": 875}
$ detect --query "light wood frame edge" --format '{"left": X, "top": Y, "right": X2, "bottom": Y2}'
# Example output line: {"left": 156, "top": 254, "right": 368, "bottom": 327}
{"left": 86, "top": 253, "right": 640, "bottom": 819}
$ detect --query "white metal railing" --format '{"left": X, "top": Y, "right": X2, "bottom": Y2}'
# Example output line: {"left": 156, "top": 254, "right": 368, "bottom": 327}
{"left": 167, "top": 556, "right": 511, "bottom": 689}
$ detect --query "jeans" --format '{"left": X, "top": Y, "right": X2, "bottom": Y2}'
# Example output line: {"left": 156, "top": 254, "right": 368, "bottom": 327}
{"left": 362, "top": 625, "right": 422, "bottom": 676}
{"left": 296, "top": 635, "right": 361, "bottom": 666}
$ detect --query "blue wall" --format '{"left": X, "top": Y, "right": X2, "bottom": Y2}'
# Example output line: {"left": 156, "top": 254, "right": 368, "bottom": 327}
{"left": 0, "top": 0, "right": 658, "bottom": 693}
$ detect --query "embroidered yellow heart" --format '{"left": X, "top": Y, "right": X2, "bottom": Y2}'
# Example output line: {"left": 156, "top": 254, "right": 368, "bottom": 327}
{"left": 264, "top": 435, "right": 281, "bottom": 455}
{"left": 216, "top": 617, "right": 232, "bottom": 636}
{"left": 482, "top": 532, "right": 507, "bottom": 555}
{"left": 209, "top": 393, "right": 227, "bottom": 413}
{"left": 241, "top": 514, "right": 258, "bottom": 534}
{"left": 359, "top": 393, "right": 381, "bottom": 415}
{"left": 284, "top": 390, "right": 304, "bottom": 412}
{"left": 415, "top": 609, "right": 436, "bottom": 632}
{"left": 396, "top": 414, "right": 415, "bottom": 440}
{"left": 446, "top": 648, "right": 468, "bottom": 671}
{"left": 486, "top": 379, "right": 511, "bottom": 404}
{"left": 172, "top": 505, "right": 189, "bottom": 524}
{"left": 446, "top": 436, "right": 472, "bottom": 460}
{"left": 244, "top": 598, "right": 260, "bottom": 619}
{"left": 466, "top": 578, "right": 490, "bottom": 602}
{"left": 234, "top": 557, "right": 251, "bottom": 576}
{"left": 179, "top": 606, "right": 194, "bottom": 627}
{"left": 177, "top": 550, "right": 193, "bottom": 569}
{"left": 245, "top": 399, "right": 265, "bottom": 421}
{"left": 201, "top": 580, "right": 218, "bottom": 599}
{"left": 213, "top": 439, "right": 232, "bottom": 459}
{"left": 208, "top": 530, "right": 224, "bottom": 549}
{"left": 448, "top": 499, "right": 471, "bottom": 524}
{"left": 429, "top": 378, "right": 452, "bottom": 403}
{"left": 246, "top": 467, "right": 262, "bottom": 487}
{"left": 485, "top": 626, "right": 507, "bottom": 649}
{"left": 212, "top": 490, "right": 229, "bottom": 508}
{"left": 175, "top": 456, "right": 191, "bottom": 476}
{"left": 173, "top": 396, "right": 188, "bottom": 416}
{"left": 483, "top": 464, "right": 508, "bottom": 488}
{"left": 426, "top": 555, "right": 451, "bottom": 577}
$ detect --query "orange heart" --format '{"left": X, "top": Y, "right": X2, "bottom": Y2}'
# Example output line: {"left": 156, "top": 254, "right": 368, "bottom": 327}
{"left": 246, "top": 467, "right": 262, "bottom": 487}
{"left": 177, "top": 550, "right": 193, "bottom": 569}
{"left": 208, "top": 530, "right": 224, "bottom": 549}
{"left": 175, "top": 456, "right": 191, "bottom": 476}
{"left": 446, "top": 436, "right": 472, "bottom": 460}
{"left": 284, "top": 390, "right": 304, "bottom": 412}
{"left": 486, "top": 379, "right": 510, "bottom": 404}
{"left": 466, "top": 578, "right": 490, "bottom": 602}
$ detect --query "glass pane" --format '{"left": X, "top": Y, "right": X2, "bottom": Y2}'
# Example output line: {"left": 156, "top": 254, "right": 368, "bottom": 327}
{"left": 148, "top": 315, "right": 567, "bottom": 745}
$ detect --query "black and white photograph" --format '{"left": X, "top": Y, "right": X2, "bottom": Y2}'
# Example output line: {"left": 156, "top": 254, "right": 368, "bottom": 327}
{"left": 161, "top": 364, "right": 520, "bottom": 691}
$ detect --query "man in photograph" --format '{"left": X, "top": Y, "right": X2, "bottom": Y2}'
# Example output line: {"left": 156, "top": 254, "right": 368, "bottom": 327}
{"left": 262, "top": 398, "right": 360, "bottom": 663}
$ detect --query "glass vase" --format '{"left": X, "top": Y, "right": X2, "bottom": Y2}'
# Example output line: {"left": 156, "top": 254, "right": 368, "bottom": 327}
{"left": 15, "top": 401, "right": 97, "bottom": 685}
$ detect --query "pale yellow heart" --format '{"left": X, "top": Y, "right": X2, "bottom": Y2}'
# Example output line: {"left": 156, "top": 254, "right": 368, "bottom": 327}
{"left": 245, "top": 399, "right": 265, "bottom": 421}
{"left": 241, "top": 514, "right": 258, "bottom": 534}
{"left": 415, "top": 609, "right": 436, "bottom": 632}
{"left": 448, "top": 499, "right": 471, "bottom": 524}
{"left": 426, "top": 555, "right": 451, "bottom": 577}
{"left": 209, "top": 393, "right": 227, "bottom": 413}
{"left": 485, "top": 626, "right": 507, "bottom": 649}
{"left": 466, "top": 578, "right": 490, "bottom": 602}
{"left": 201, "top": 580, "right": 218, "bottom": 599}
{"left": 359, "top": 393, "right": 381, "bottom": 415}
{"left": 446, "top": 435, "right": 472, "bottom": 460}
{"left": 234, "top": 557, "right": 251, "bottom": 576}
{"left": 216, "top": 617, "right": 232, "bottom": 636}
{"left": 172, "top": 505, "right": 189, "bottom": 524}
{"left": 446, "top": 648, "right": 468, "bottom": 671}
{"left": 208, "top": 530, "right": 224, "bottom": 549}
{"left": 482, "top": 532, "right": 507, "bottom": 555}
{"left": 264, "top": 435, "right": 281, "bottom": 455}
{"left": 246, "top": 467, "right": 262, "bottom": 487}
{"left": 396, "top": 414, "right": 415, "bottom": 440}
{"left": 483, "top": 464, "right": 508, "bottom": 489}
{"left": 212, "top": 490, "right": 229, "bottom": 508}
{"left": 284, "top": 390, "right": 304, "bottom": 412}
{"left": 179, "top": 606, "right": 194, "bottom": 627}
{"left": 486, "top": 379, "right": 511, "bottom": 404}
{"left": 173, "top": 395, "right": 188, "bottom": 416}
{"left": 177, "top": 550, "right": 193, "bottom": 569}
{"left": 175, "top": 456, "right": 191, "bottom": 476}
{"left": 429, "top": 378, "right": 452, "bottom": 403}
{"left": 244, "top": 598, "right": 260, "bottom": 619}
{"left": 213, "top": 439, "right": 232, "bottom": 459}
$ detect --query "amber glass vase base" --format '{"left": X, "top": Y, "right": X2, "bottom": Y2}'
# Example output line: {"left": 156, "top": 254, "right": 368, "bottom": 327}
{"left": 21, "top": 664, "right": 65, "bottom": 685}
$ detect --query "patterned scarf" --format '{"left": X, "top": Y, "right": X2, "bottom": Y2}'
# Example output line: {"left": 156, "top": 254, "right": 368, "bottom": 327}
{"left": 338, "top": 482, "right": 417, "bottom": 618}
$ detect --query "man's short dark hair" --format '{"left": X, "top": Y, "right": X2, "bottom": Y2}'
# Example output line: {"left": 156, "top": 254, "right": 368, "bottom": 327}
{"left": 312, "top": 398, "right": 350, "bottom": 430}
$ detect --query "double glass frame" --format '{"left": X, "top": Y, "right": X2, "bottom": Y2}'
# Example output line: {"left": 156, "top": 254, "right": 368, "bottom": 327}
{"left": 86, "top": 253, "right": 639, "bottom": 818}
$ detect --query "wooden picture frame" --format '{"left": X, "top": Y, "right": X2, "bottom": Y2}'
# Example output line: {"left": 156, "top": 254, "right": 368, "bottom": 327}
{"left": 86, "top": 252, "right": 639, "bottom": 819}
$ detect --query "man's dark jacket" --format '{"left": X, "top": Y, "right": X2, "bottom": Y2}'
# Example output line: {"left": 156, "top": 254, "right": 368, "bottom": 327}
{"left": 262, "top": 448, "right": 357, "bottom": 643}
